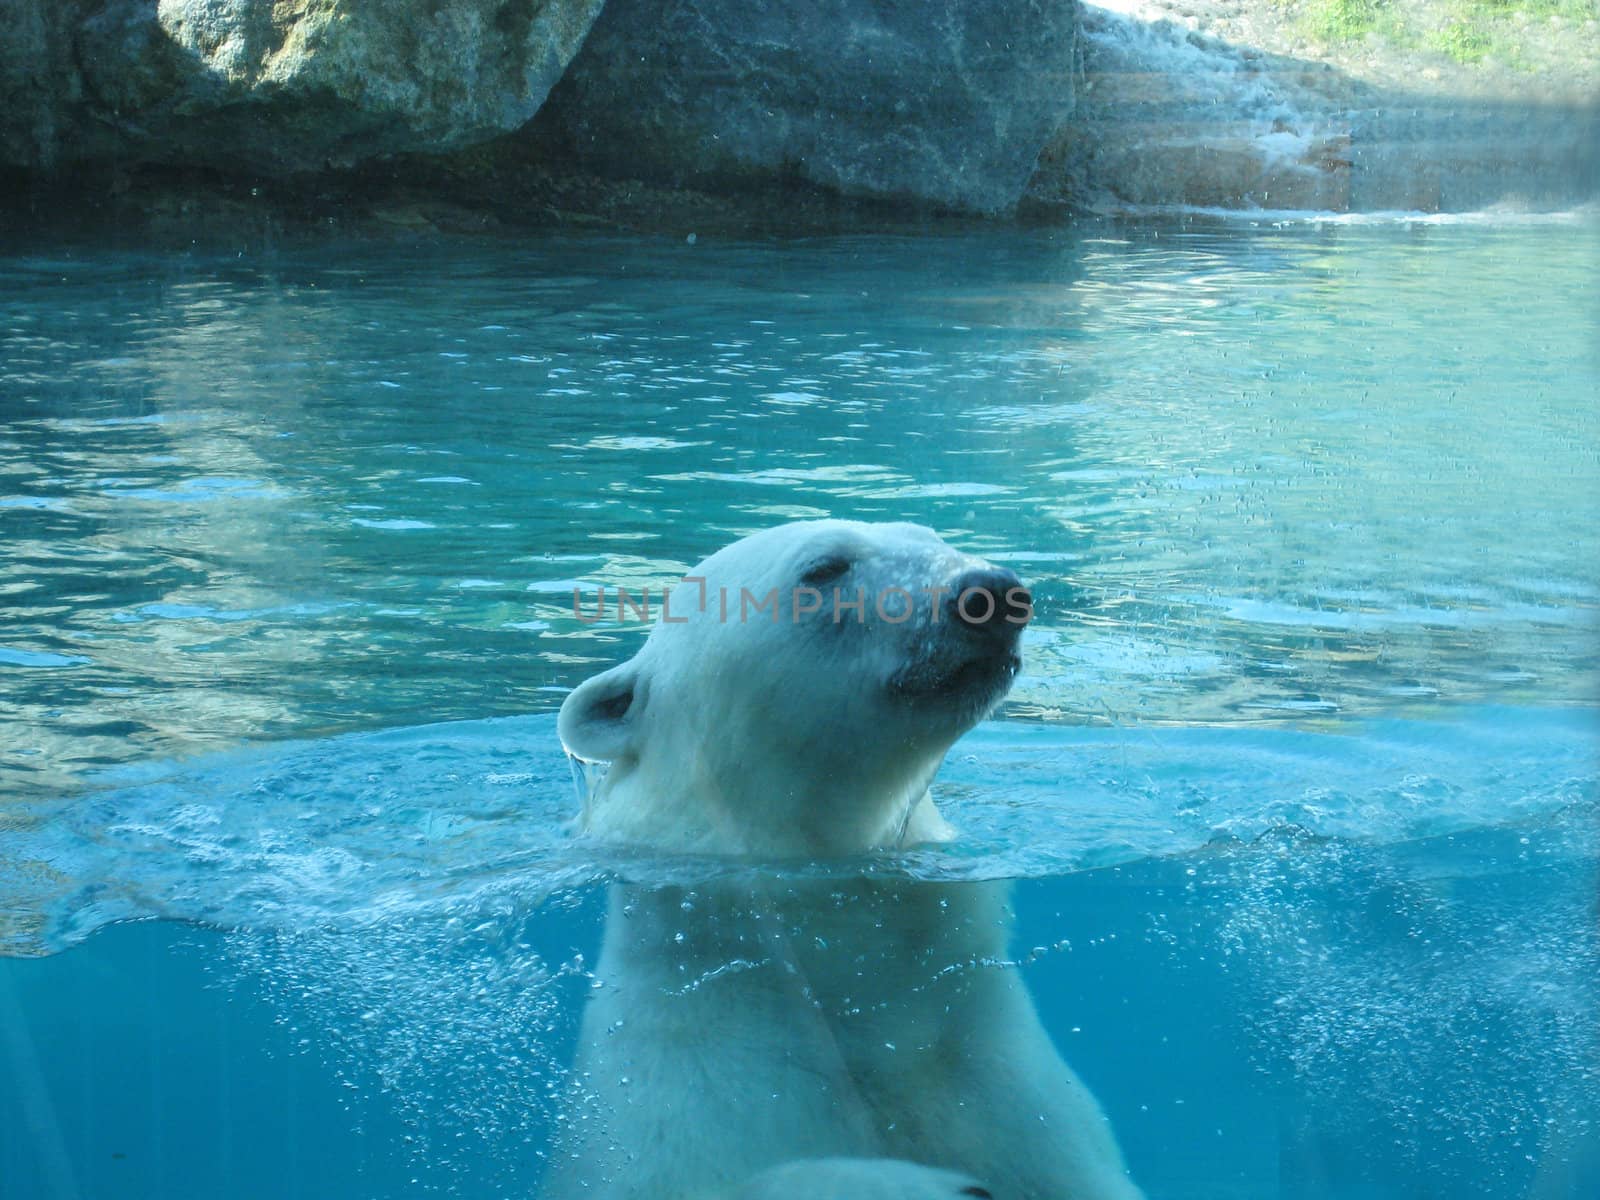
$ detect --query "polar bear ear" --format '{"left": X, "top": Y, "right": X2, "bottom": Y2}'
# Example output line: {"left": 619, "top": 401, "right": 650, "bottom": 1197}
{"left": 558, "top": 661, "right": 644, "bottom": 763}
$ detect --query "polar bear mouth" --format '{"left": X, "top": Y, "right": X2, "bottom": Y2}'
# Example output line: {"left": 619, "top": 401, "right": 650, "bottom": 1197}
{"left": 888, "top": 647, "right": 1022, "bottom": 709}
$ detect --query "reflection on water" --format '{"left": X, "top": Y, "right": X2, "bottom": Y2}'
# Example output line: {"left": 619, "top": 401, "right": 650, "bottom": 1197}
{"left": 2, "top": 221, "right": 1596, "bottom": 803}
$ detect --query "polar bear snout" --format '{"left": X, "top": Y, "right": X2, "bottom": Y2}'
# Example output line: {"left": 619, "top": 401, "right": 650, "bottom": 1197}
{"left": 887, "top": 562, "right": 1029, "bottom": 717}
{"left": 947, "top": 566, "right": 1032, "bottom": 637}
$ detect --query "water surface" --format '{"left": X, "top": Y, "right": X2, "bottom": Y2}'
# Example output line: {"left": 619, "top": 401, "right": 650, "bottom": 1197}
{"left": 3, "top": 218, "right": 1595, "bottom": 800}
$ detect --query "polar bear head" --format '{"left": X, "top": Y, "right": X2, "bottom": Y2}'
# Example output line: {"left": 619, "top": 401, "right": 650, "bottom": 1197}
{"left": 558, "top": 520, "right": 1031, "bottom": 857}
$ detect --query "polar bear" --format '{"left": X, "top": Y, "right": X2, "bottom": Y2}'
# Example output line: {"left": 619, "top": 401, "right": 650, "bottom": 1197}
{"left": 547, "top": 520, "right": 1142, "bottom": 1200}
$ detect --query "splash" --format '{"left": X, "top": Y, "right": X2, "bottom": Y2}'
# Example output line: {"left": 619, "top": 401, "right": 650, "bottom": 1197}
{"left": 1, "top": 706, "right": 1593, "bottom": 957}
{"left": 1210, "top": 812, "right": 1600, "bottom": 1179}
{"left": 219, "top": 896, "right": 596, "bottom": 1187}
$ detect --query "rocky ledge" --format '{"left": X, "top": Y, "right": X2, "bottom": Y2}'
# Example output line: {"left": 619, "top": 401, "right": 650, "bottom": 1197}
{"left": 2, "top": 0, "right": 1593, "bottom": 236}
{"left": 2, "top": 0, "right": 1079, "bottom": 223}
{"left": 2, "top": 0, "right": 607, "bottom": 173}
{"left": 533, "top": 0, "right": 1078, "bottom": 217}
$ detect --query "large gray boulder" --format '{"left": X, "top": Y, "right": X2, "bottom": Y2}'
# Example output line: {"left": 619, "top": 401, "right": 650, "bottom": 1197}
{"left": 0, "top": 0, "right": 69, "bottom": 168}
{"left": 537, "top": 0, "right": 1080, "bottom": 216}
{"left": 3, "top": 0, "right": 606, "bottom": 173}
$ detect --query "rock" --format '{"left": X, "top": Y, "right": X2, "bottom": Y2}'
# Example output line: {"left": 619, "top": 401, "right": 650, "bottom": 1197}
{"left": 1036, "top": 2, "right": 1600, "bottom": 214}
{"left": 0, "top": 0, "right": 72, "bottom": 169}
{"left": 3, "top": 0, "right": 606, "bottom": 173}
{"left": 533, "top": 0, "right": 1079, "bottom": 216}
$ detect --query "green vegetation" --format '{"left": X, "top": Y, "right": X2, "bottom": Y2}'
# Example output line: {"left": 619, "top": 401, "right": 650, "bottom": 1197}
{"left": 1429, "top": 14, "right": 1494, "bottom": 62}
{"left": 1286, "top": 0, "right": 1599, "bottom": 66}
{"left": 1296, "top": 0, "right": 1386, "bottom": 42}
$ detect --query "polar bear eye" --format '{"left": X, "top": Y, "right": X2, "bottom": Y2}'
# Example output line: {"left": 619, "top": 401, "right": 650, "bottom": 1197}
{"left": 799, "top": 554, "right": 852, "bottom": 588}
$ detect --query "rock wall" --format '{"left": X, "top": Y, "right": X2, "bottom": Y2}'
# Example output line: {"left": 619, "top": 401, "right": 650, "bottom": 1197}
{"left": 2, "top": 1, "right": 1590, "bottom": 223}
{"left": 2, "top": 0, "right": 1080, "bottom": 219}
{"left": 532, "top": 0, "right": 1080, "bottom": 216}
{"left": 1029, "top": 3, "right": 1599, "bottom": 215}
{"left": 2, "top": 0, "right": 606, "bottom": 173}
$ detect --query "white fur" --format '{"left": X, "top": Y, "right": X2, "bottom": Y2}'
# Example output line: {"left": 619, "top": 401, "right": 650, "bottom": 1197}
{"left": 549, "top": 521, "right": 1142, "bottom": 1200}
{"left": 723, "top": 1157, "right": 990, "bottom": 1199}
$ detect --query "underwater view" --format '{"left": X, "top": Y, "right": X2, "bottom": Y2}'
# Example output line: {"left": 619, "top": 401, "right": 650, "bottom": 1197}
{"left": 2, "top": 213, "right": 1597, "bottom": 1199}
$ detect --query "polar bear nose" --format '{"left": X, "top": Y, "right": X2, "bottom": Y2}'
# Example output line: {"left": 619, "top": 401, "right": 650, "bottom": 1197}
{"left": 948, "top": 567, "right": 1031, "bottom": 633}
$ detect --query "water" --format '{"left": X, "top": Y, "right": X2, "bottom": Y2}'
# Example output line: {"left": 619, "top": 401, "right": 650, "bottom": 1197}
{"left": 2, "top": 216, "right": 1598, "bottom": 1198}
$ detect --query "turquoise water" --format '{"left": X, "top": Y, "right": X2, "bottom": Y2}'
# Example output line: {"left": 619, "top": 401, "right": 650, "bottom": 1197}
{"left": 2, "top": 216, "right": 1598, "bottom": 1197}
